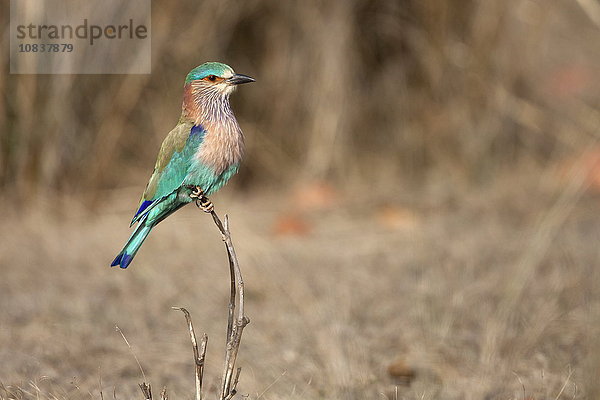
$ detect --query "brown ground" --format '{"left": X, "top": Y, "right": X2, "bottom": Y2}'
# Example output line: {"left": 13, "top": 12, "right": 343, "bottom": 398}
{"left": 1, "top": 169, "right": 598, "bottom": 400}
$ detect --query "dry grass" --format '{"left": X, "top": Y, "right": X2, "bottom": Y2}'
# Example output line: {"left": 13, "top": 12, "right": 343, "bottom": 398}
{"left": 2, "top": 0, "right": 600, "bottom": 399}
{"left": 0, "top": 168, "right": 598, "bottom": 399}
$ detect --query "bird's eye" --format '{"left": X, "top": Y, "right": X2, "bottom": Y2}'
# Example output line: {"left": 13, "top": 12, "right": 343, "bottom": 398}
{"left": 208, "top": 75, "right": 217, "bottom": 81}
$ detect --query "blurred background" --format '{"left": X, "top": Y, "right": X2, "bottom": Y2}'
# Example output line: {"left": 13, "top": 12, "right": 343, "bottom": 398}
{"left": 1, "top": 0, "right": 600, "bottom": 399}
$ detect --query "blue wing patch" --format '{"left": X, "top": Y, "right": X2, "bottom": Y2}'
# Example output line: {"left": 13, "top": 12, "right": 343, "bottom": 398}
{"left": 134, "top": 200, "right": 153, "bottom": 219}
{"left": 190, "top": 124, "right": 204, "bottom": 137}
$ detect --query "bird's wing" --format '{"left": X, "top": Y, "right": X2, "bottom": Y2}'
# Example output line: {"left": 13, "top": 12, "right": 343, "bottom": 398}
{"left": 130, "top": 122, "right": 205, "bottom": 225}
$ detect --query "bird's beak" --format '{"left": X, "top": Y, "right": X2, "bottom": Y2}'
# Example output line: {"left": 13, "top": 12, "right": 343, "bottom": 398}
{"left": 228, "top": 74, "right": 255, "bottom": 85}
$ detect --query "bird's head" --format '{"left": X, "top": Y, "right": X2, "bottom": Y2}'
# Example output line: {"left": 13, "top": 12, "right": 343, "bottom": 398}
{"left": 185, "top": 62, "right": 255, "bottom": 97}
{"left": 182, "top": 62, "right": 254, "bottom": 123}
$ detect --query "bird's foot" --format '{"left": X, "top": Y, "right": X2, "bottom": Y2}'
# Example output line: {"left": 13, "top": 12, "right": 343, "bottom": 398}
{"left": 196, "top": 196, "right": 214, "bottom": 213}
{"left": 189, "top": 185, "right": 204, "bottom": 200}
{"left": 187, "top": 185, "right": 213, "bottom": 213}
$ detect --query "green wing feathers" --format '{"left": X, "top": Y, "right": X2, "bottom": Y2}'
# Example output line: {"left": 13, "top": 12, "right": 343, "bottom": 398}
{"left": 130, "top": 122, "right": 200, "bottom": 225}
{"left": 142, "top": 122, "right": 197, "bottom": 202}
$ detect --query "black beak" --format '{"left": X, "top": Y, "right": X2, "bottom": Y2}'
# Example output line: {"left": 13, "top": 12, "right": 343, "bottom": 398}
{"left": 228, "top": 73, "right": 255, "bottom": 85}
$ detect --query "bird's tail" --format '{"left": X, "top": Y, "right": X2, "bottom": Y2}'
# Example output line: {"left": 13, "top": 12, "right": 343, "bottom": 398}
{"left": 111, "top": 221, "right": 154, "bottom": 269}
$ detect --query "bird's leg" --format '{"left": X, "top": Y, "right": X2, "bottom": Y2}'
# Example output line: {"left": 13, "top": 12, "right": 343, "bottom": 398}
{"left": 187, "top": 185, "right": 214, "bottom": 213}
{"left": 197, "top": 196, "right": 214, "bottom": 213}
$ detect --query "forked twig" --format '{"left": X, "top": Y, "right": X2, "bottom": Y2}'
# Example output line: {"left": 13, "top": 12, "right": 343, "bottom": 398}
{"left": 172, "top": 307, "right": 208, "bottom": 400}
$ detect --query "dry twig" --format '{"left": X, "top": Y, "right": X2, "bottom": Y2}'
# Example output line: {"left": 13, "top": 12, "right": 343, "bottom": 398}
{"left": 143, "top": 210, "right": 249, "bottom": 400}
{"left": 171, "top": 307, "right": 208, "bottom": 400}
{"left": 209, "top": 211, "right": 250, "bottom": 400}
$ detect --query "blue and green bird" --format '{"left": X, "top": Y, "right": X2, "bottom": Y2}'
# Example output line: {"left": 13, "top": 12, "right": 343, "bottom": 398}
{"left": 111, "top": 62, "right": 254, "bottom": 269}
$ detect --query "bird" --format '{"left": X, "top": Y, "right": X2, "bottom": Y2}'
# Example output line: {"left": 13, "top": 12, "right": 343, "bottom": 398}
{"left": 111, "top": 62, "right": 255, "bottom": 269}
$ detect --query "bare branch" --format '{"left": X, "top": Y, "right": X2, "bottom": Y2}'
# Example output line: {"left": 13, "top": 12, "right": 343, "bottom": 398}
{"left": 209, "top": 211, "right": 250, "bottom": 400}
{"left": 172, "top": 307, "right": 208, "bottom": 400}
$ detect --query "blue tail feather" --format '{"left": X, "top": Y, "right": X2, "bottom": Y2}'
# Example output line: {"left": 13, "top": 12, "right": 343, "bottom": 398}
{"left": 111, "top": 252, "right": 134, "bottom": 269}
{"left": 110, "top": 222, "right": 153, "bottom": 269}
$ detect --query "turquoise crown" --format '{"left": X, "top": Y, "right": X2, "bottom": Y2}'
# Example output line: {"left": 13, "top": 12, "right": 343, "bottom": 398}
{"left": 185, "top": 62, "right": 234, "bottom": 83}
